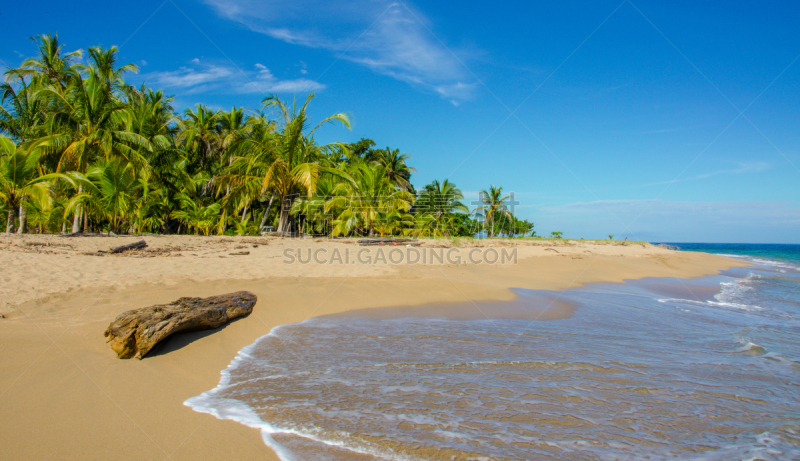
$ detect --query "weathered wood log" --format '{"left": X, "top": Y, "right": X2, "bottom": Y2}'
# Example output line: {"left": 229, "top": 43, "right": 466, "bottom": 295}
{"left": 109, "top": 239, "right": 147, "bottom": 253}
{"left": 358, "top": 238, "right": 418, "bottom": 246}
{"left": 359, "top": 242, "right": 421, "bottom": 246}
{"left": 104, "top": 291, "right": 257, "bottom": 359}
{"left": 229, "top": 251, "right": 250, "bottom": 256}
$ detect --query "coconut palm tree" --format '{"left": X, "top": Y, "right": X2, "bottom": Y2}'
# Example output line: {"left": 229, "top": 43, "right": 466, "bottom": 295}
{"left": 82, "top": 45, "right": 138, "bottom": 90}
{"left": 218, "top": 106, "right": 249, "bottom": 160}
{"left": 475, "top": 185, "right": 513, "bottom": 238}
{"left": 15, "top": 34, "right": 82, "bottom": 89}
{"left": 171, "top": 194, "right": 221, "bottom": 236}
{"left": 373, "top": 211, "right": 415, "bottom": 236}
{"left": 179, "top": 104, "right": 220, "bottom": 174}
{"left": 248, "top": 94, "right": 351, "bottom": 233}
{"left": 127, "top": 168, "right": 165, "bottom": 234}
{"left": 0, "top": 136, "right": 58, "bottom": 233}
{"left": 414, "top": 179, "right": 468, "bottom": 236}
{"left": 32, "top": 64, "right": 150, "bottom": 231}
{"left": 325, "top": 162, "right": 413, "bottom": 236}
{"left": 62, "top": 159, "right": 142, "bottom": 233}
{"left": 0, "top": 72, "right": 47, "bottom": 144}
{"left": 86, "top": 159, "right": 138, "bottom": 232}
{"left": 376, "top": 147, "right": 415, "bottom": 191}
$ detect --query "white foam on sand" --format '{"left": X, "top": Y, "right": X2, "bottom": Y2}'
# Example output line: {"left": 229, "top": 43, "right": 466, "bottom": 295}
{"left": 184, "top": 321, "right": 415, "bottom": 461}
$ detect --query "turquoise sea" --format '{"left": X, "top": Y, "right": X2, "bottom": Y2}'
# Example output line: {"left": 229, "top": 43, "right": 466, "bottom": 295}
{"left": 662, "top": 242, "right": 800, "bottom": 265}
{"left": 187, "top": 244, "right": 800, "bottom": 460}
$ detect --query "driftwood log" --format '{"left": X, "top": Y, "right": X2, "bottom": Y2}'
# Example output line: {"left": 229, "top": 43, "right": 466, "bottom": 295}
{"left": 358, "top": 238, "right": 420, "bottom": 246}
{"left": 59, "top": 232, "right": 113, "bottom": 237}
{"left": 104, "top": 291, "right": 257, "bottom": 359}
{"left": 109, "top": 239, "right": 147, "bottom": 253}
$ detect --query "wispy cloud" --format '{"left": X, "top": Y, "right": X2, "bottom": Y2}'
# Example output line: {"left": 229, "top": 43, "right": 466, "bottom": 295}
{"left": 645, "top": 161, "right": 771, "bottom": 186}
{"left": 139, "top": 59, "right": 325, "bottom": 95}
{"left": 201, "top": 0, "right": 477, "bottom": 102}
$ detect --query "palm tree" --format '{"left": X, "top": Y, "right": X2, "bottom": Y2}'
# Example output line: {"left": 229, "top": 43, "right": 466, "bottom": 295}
{"left": 215, "top": 106, "right": 253, "bottom": 227}
{"left": 218, "top": 107, "right": 249, "bottom": 159}
{"left": 289, "top": 174, "right": 341, "bottom": 235}
{"left": 33, "top": 66, "right": 150, "bottom": 231}
{"left": 64, "top": 159, "right": 138, "bottom": 233}
{"left": 475, "top": 185, "right": 513, "bottom": 238}
{"left": 15, "top": 34, "right": 82, "bottom": 89}
{"left": 129, "top": 168, "right": 165, "bottom": 234}
{"left": 171, "top": 194, "right": 221, "bottom": 236}
{"left": 0, "top": 72, "right": 47, "bottom": 144}
{"left": 22, "top": 196, "right": 51, "bottom": 234}
{"left": 373, "top": 211, "right": 415, "bottom": 237}
{"left": 179, "top": 104, "right": 220, "bottom": 174}
{"left": 250, "top": 94, "right": 351, "bottom": 233}
{"left": 414, "top": 179, "right": 468, "bottom": 236}
{"left": 376, "top": 147, "right": 415, "bottom": 191}
{"left": 125, "top": 85, "right": 176, "bottom": 146}
{"left": 0, "top": 136, "right": 56, "bottom": 233}
{"left": 82, "top": 45, "right": 138, "bottom": 90}
{"left": 325, "top": 163, "right": 413, "bottom": 236}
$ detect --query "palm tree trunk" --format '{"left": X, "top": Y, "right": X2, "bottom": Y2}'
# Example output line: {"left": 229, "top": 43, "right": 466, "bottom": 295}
{"left": 72, "top": 185, "right": 83, "bottom": 233}
{"left": 241, "top": 204, "right": 248, "bottom": 220}
{"left": 6, "top": 202, "right": 16, "bottom": 233}
{"left": 258, "top": 194, "right": 275, "bottom": 231}
{"left": 72, "top": 208, "right": 82, "bottom": 233}
{"left": 277, "top": 196, "right": 291, "bottom": 234}
{"left": 83, "top": 209, "right": 88, "bottom": 233}
{"left": 17, "top": 200, "right": 27, "bottom": 234}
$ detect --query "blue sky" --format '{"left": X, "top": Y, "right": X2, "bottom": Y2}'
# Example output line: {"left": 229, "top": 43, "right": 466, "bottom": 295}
{"left": 1, "top": 0, "right": 799, "bottom": 242}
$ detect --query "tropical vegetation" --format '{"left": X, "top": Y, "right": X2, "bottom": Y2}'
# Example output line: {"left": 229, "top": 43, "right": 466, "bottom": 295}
{"left": 1, "top": 34, "right": 535, "bottom": 238}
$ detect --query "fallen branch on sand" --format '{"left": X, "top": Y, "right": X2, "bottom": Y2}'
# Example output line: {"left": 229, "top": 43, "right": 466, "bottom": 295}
{"left": 104, "top": 291, "right": 257, "bottom": 359}
{"left": 108, "top": 240, "right": 148, "bottom": 254}
{"left": 58, "top": 232, "right": 115, "bottom": 237}
{"left": 358, "top": 238, "right": 421, "bottom": 246}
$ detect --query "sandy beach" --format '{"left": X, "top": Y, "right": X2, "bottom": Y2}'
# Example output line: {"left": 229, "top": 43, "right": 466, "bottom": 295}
{"left": 0, "top": 235, "right": 747, "bottom": 460}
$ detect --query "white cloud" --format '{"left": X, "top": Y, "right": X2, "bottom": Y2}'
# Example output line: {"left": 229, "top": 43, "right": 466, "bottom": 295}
{"left": 139, "top": 60, "right": 148, "bottom": 67}
{"left": 201, "top": 0, "right": 477, "bottom": 102}
{"left": 140, "top": 59, "right": 325, "bottom": 95}
{"left": 645, "top": 161, "right": 771, "bottom": 187}
{"left": 143, "top": 64, "right": 233, "bottom": 93}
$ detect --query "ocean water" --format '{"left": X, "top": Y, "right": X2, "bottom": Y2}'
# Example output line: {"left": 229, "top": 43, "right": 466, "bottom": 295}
{"left": 186, "top": 244, "right": 800, "bottom": 460}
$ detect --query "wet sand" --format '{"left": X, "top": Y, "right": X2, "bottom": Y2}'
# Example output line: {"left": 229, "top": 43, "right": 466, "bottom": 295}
{"left": 0, "top": 234, "right": 747, "bottom": 460}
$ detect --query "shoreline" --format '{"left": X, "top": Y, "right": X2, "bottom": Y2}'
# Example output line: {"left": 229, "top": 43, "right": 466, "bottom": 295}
{"left": 0, "top": 235, "right": 749, "bottom": 460}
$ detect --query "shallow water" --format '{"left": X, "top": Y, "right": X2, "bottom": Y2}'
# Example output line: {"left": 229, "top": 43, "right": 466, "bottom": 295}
{"left": 187, "top": 250, "right": 800, "bottom": 460}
